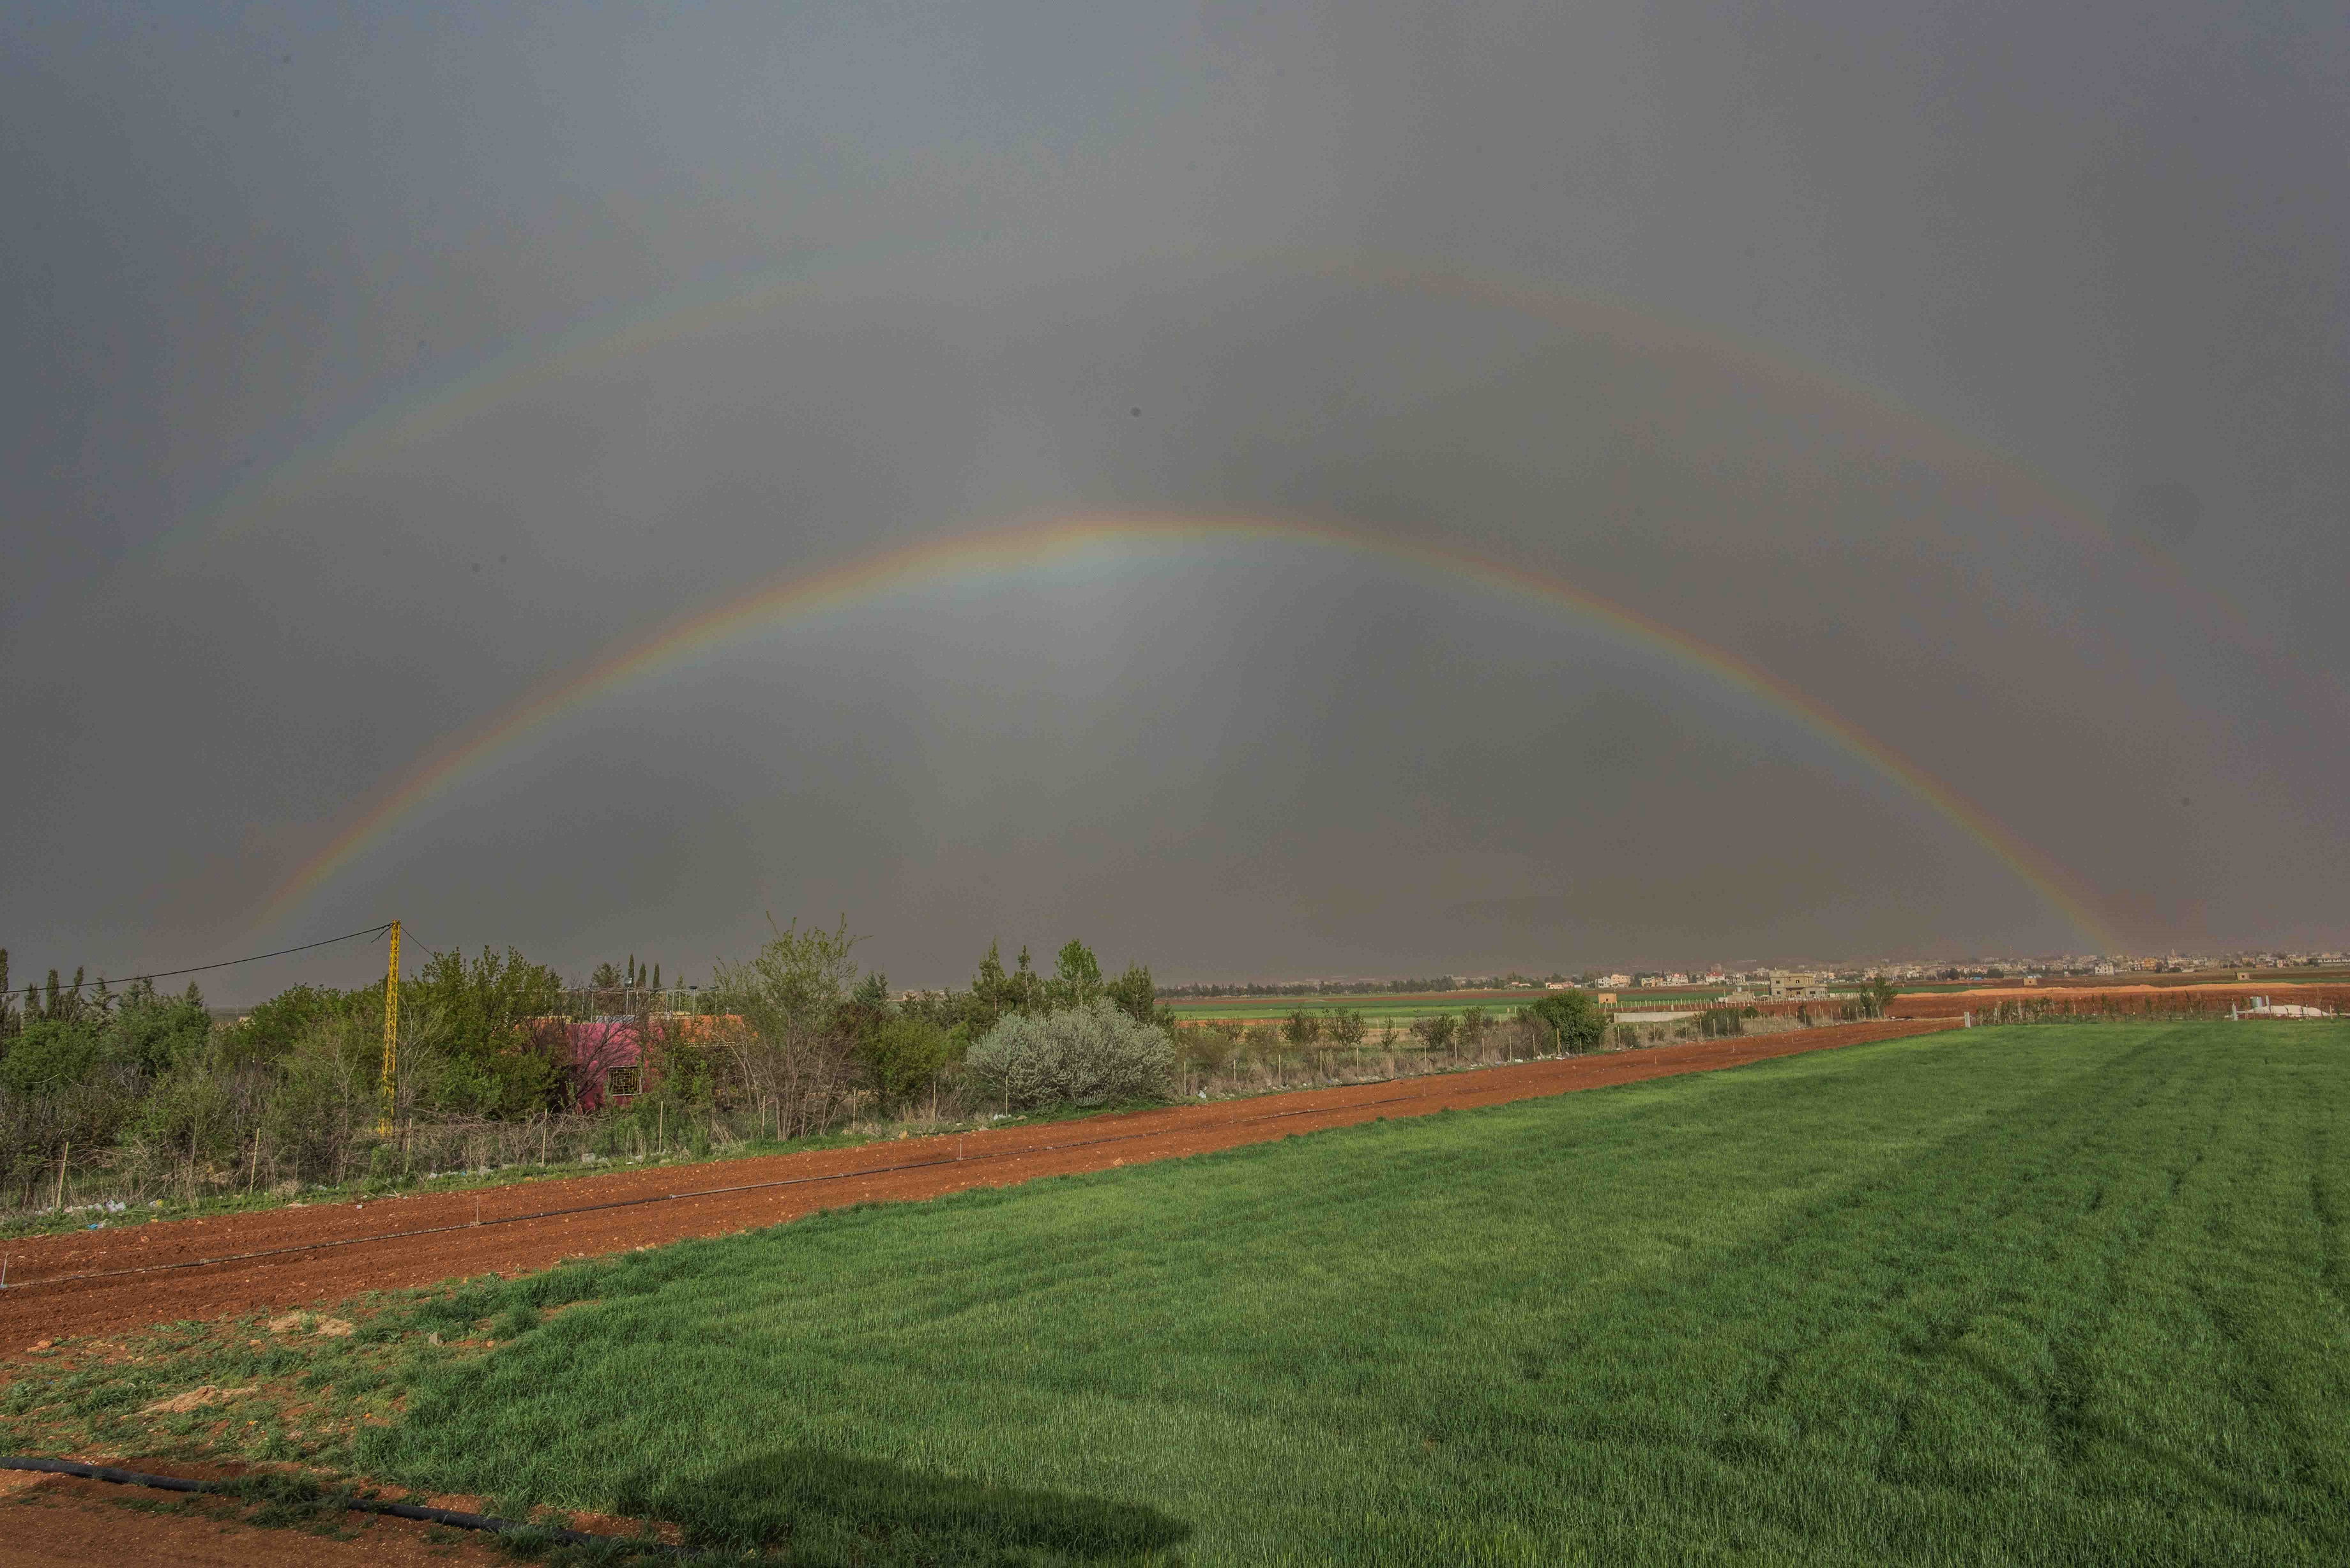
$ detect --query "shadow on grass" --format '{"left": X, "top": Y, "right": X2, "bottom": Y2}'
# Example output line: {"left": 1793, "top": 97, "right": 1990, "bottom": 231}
{"left": 618, "top": 1447, "right": 1190, "bottom": 1564}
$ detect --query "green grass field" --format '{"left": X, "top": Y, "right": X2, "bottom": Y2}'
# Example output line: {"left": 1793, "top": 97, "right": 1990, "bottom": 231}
{"left": 1162, "top": 988, "right": 1764, "bottom": 1023}
{"left": 156, "top": 1025, "right": 2303, "bottom": 1560}
{"left": 337, "top": 1021, "right": 2350, "bottom": 1564}
{"left": 1165, "top": 993, "right": 1588, "bottom": 1023}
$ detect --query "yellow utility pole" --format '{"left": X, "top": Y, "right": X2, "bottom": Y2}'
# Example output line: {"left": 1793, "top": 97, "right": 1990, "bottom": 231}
{"left": 377, "top": 920, "right": 400, "bottom": 1136}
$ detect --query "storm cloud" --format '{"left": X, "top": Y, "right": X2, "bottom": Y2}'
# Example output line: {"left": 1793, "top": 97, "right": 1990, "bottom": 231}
{"left": 4, "top": 2, "right": 2344, "bottom": 995}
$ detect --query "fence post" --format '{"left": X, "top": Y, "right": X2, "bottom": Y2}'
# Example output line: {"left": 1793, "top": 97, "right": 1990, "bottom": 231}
{"left": 377, "top": 921, "right": 400, "bottom": 1137}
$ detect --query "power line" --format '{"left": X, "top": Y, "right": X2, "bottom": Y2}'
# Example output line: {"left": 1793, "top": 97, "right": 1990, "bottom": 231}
{"left": 3, "top": 923, "right": 395, "bottom": 1001}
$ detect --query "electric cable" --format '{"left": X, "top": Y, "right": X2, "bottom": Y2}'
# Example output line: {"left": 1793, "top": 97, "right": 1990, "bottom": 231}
{"left": 2, "top": 924, "right": 394, "bottom": 1001}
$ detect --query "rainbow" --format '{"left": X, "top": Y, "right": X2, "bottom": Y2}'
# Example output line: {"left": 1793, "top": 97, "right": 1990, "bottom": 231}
{"left": 137, "top": 243, "right": 2286, "bottom": 681}
{"left": 262, "top": 512, "right": 2123, "bottom": 949}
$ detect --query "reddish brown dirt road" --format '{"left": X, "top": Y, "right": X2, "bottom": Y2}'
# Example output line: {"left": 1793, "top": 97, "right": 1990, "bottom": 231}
{"left": 0, "top": 1020, "right": 1952, "bottom": 1346}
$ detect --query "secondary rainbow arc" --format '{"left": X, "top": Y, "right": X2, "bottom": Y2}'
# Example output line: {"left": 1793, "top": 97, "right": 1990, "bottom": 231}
{"left": 262, "top": 513, "right": 2122, "bottom": 950}
{"left": 131, "top": 243, "right": 2298, "bottom": 702}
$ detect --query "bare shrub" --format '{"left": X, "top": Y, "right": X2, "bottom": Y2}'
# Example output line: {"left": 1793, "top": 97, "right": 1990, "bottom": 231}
{"left": 706, "top": 917, "right": 861, "bottom": 1138}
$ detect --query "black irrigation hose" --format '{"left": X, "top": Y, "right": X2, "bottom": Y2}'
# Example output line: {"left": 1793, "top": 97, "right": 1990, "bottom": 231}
{"left": 0, "top": 1455, "right": 642, "bottom": 1551}
{"left": 3, "top": 1076, "right": 1481, "bottom": 1293}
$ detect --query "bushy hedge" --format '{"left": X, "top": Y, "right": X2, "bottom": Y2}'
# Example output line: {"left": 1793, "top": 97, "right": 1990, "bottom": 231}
{"left": 1522, "top": 989, "right": 1609, "bottom": 1053}
{"left": 0, "top": 933, "right": 1176, "bottom": 1211}
{"left": 963, "top": 1002, "right": 1176, "bottom": 1110}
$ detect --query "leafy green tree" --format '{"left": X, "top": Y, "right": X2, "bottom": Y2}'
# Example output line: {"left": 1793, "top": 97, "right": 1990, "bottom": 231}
{"left": 31, "top": 967, "right": 109, "bottom": 1027}
{"left": 850, "top": 969, "right": 891, "bottom": 1013}
{"left": 858, "top": 1015, "right": 953, "bottom": 1116}
{"left": 1524, "top": 990, "right": 1607, "bottom": 1053}
{"left": 0, "top": 1017, "right": 105, "bottom": 1096}
{"left": 1104, "top": 962, "right": 1174, "bottom": 1030}
{"left": 966, "top": 942, "right": 1017, "bottom": 1035}
{"left": 1010, "top": 946, "right": 1043, "bottom": 1014}
{"left": 710, "top": 918, "right": 860, "bottom": 1041}
{"left": 1863, "top": 977, "right": 1900, "bottom": 1018}
{"left": 637, "top": 1013, "right": 718, "bottom": 1112}
{"left": 406, "top": 946, "right": 568, "bottom": 1118}
{"left": 966, "top": 940, "right": 1058, "bottom": 1026}
{"left": 258, "top": 1011, "right": 379, "bottom": 1186}
{"left": 1049, "top": 940, "right": 1103, "bottom": 1010}
{"left": 897, "top": 984, "right": 971, "bottom": 1038}
{"left": 219, "top": 983, "right": 364, "bottom": 1070}
{"left": 1283, "top": 1009, "right": 1323, "bottom": 1048}
{"left": 127, "top": 1046, "right": 242, "bottom": 1181}
{"left": 109, "top": 980, "right": 210, "bottom": 1076}
{"left": 1414, "top": 1012, "right": 1459, "bottom": 1054}
{"left": 1325, "top": 1007, "right": 1368, "bottom": 1048}
{"left": 0, "top": 978, "right": 195, "bottom": 1089}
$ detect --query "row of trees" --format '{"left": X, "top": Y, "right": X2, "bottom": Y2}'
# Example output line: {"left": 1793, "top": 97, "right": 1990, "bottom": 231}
{"left": 1154, "top": 976, "right": 1503, "bottom": 999}
{"left": 0, "top": 930, "right": 1185, "bottom": 1209}
{"left": 1257, "top": 990, "right": 1611, "bottom": 1055}
{"left": 0, "top": 940, "right": 607, "bottom": 1206}
{"left": 0, "top": 929, "right": 1641, "bottom": 1214}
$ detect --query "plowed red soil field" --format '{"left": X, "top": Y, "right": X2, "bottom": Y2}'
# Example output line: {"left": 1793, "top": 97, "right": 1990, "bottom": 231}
{"left": 0, "top": 1019, "right": 1952, "bottom": 1347}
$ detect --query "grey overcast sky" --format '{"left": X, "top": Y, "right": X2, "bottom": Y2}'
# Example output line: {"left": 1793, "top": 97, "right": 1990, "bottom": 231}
{"left": 3, "top": 1, "right": 2344, "bottom": 997}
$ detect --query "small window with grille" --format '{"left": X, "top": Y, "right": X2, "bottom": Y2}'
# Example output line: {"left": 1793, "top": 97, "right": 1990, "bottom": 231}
{"left": 605, "top": 1066, "right": 642, "bottom": 1097}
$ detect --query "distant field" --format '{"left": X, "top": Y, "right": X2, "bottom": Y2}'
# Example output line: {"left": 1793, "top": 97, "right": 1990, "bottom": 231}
{"left": 1164, "top": 992, "right": 1550, "bottom": 1023}
{"left": 1163, "top": 988, "right": 1734, "bottom": 1022}
{"left": 342, "top": 1021, "right": 2349, "bottom": 1564}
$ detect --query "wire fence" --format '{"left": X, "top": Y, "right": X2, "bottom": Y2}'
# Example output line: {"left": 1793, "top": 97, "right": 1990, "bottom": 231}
{"left": 9, "top": 990, "right": 2336, "bottom": 1227}
{"left": 2, "top": 1013, "right": 1669, "bottom": 1223}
